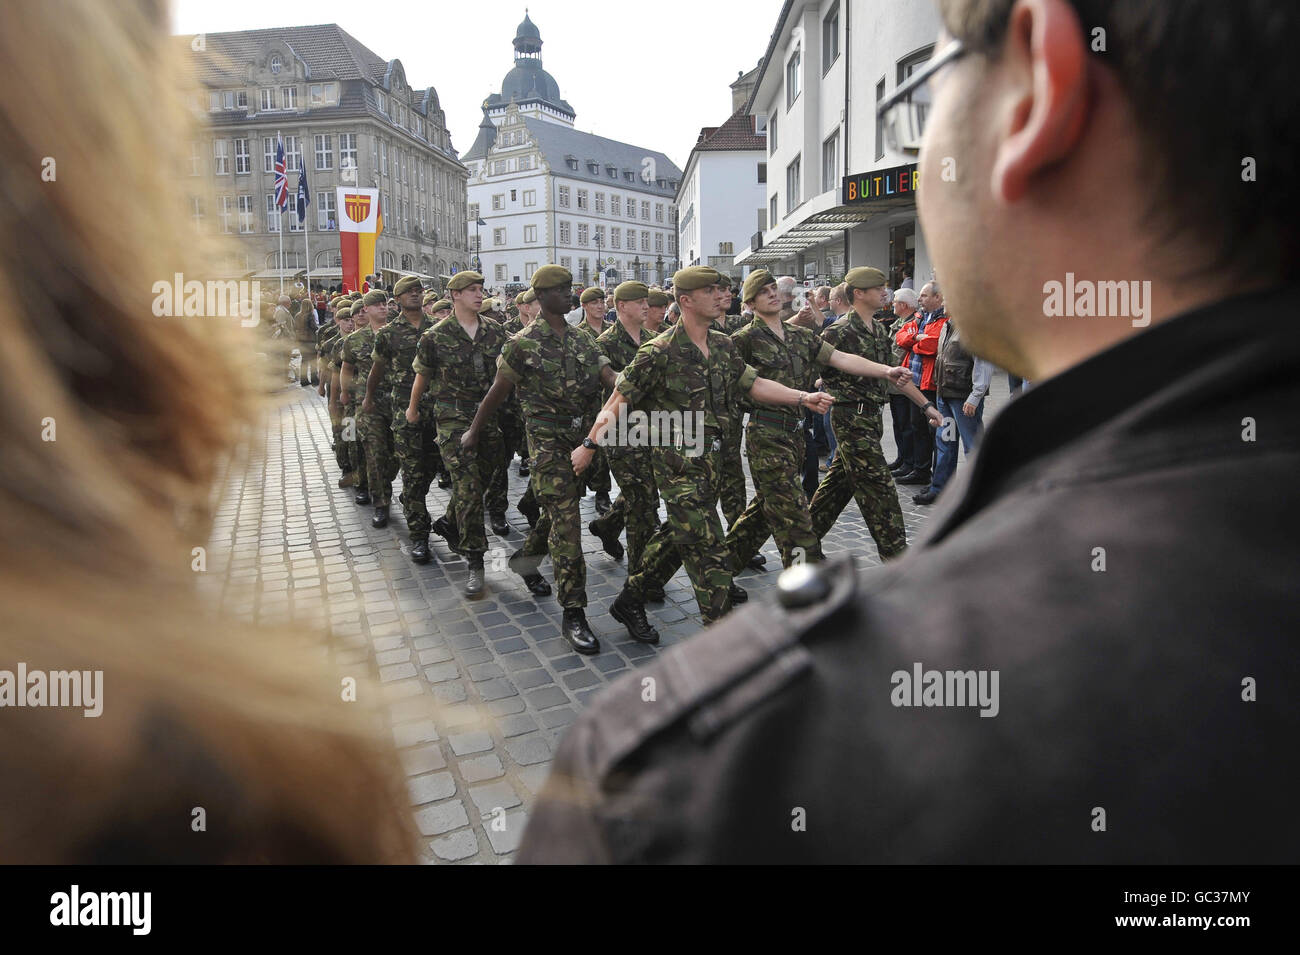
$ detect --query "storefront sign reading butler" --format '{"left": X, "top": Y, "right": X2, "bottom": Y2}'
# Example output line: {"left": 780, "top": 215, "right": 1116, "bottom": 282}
{"left": 842, "top": 163, "right": 919, "bottom": 205}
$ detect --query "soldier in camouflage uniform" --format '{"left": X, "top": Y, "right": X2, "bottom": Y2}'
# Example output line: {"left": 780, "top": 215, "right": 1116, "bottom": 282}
{"left": 407, "top": 272, "right": 505, "bottom": 593}
{"left": 712, "top": 282, "right": 749, "bottom": 528}
{"left": 809, "top": 267, "right": 943, "bottom": 560}
{"left": 342, "top": 291, "right": 395, "bottom": 509}
{"left": 324, "top": 306, "right": 357, "bottom": 482}
{"left": 421, "top": 293, "right": 454, "bottom": 488}
{"left": 469, "top": 296, "right": 513, "bottom": 535}
{"left": 316, "top": 303, "right": 346, "bottom": 484}
{"left": 586, "top": 282, "right": 661, "bottom": 583}
{"left": 575, "top": 267, "right": 833, "bottom": 641}
{"left": 574, "top": 287, "right": 613, "bottom": 514}
{"left": 363, "top": 275, "right": 432, "bottom": 537}
{"left": 462, "top": 266, "right": 619, "bottom": 655}
{"left": 726, "top": 269, "right": 914, "bottom": 572}
{"left": 507, "top": 289, "right": 542, "bottom": 528}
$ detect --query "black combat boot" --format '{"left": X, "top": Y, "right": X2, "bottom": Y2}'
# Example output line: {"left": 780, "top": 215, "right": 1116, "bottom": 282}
{"left": 728, "top": 582, "right": 749, "bottom": 605}
{"left": 354, "top": 488, "right": 371, "bottom": 505}
{"left": 610, "top": 591, "right": 660, "bottom": 644}
{"left": 517, "top": 493, "right": 540, "bottom": 528}
{"left": 507, "top": 549, "right": 551, "bottom": 596}
{"left": 489, "top": 513, "right": 510, "bottom": 536}
{"left": 410, "top": 539, "right": 431, "bottom": 564}
{"left": 561, "top": 607, "right": 600, "bottom": 655}
{"left": 588, "top": 520, "right": 624, "bottom": 561}
{"left": 594, "top": 491, "right": 612, "bottom": 515}
{"left": 465, "top": 554, "right": 485, "bottom": 597}
{"left": 371, "top": 505, "right": 389, "bottom": 528}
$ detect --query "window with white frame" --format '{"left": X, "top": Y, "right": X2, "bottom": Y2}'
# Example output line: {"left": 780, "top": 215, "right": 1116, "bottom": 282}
{"left": 594, "top": 225, "right": 604, "bottom": 245}
{"left": 525, "top": 262, "right": 537, "bottom": 278}
{"left": 626, "top": 200, "right": 636, "bottom": 220}
{"left": 655, "top": 203, "right": 664, "bottom": 222}
{"left": 822, "top": 131, "right": 839, "bottom": 193}
{"left": 770, "top": 114, "right": 778, "bottom": 154}
{"left": 281, "top": 87, "right": 297, "bottom": 110}
{"left": 270, "top": 54, "right": 282, "bottom": 74}
{"left": 218, "top": 196, "right": 234, "bottom": 233}
{"left": 209, "top": 91, "right": 221, "bottom": 111}
{"left": 376, "top": 91, "right": 387, "bottom": 114}
{"left": 266, "top": 193, "right": 281, "bottom": 232}
{"left": 823, "top": 2, "right": 841, "bottom": 73}
{"left": 285, "top": 136, "right": 301, "bottom": 172}
{"left": 380, "top": 141, "right": 388, "bottom": 176}
{"left": 492, "top": 194, "right": 504, "bottom": 211}
{"left": 770, "top": 194, "right": 778, "bottom": 225}
{"left": 611, "top": 227, "right": 621, "bottom": 249}
{"left": 494, "top": 227, "right": 506, "bottom": 246}
{"left": 238, "top": 195, "right": 255, "bottom": 233}
{"left": 655, "top": 232, "right": 664, "bottom": 252}
{"left": 233, "top": 138, "right": 250, "bottom": 174}
{"left": 787, "top": 155, "right": 801, "bottom": 212}
{"left": 315, "top": 134, "right": 332, "bottom": 170}
{"left": 577, "top": 189, "right": 588, "bottom": 210}
{"left": 786, "top": 49, "right": 801, "bottom": 109}
{"left": 190, "top": 197, "right": 203, "bottom": 228}
{"left": 594, "top": 192, "right": 605, "bottom": 213}
{"left": 263, "top": 137, "right": 276, "bottom": 172}
{"left": 187, "top": 141, "right": 201, "bottom": 176}
{"left": 522, "top": 189, "right": 536, "bottom": 207}
{"left": 524, "top": 225, "right": 537, "bottom": 243}
{"left": 642, "top": 231, "right": 651, "bottom": 252}
{"left": 577, "top": 223, "right": 588, "bottom": 246}
{"left": 468, "top": 202, "right": 479, "bottom": 219}
{"left": 558, "top": 185, "right": 570, "bottom": 208}
{"left": 611, "top": 195, "right": 621, "bottom": 216}
{"left": 261, "top": 88, "right": 275, "bottom": 111}
{"left": 212, "top": 140, "right": 229, "bottom": 175}
{"left": 559, "top": 221, "right": 571, "bottom": 244}
{"left": 317, "top": 191, "right": 336, "bottom": 231}
{"left": 560, "top": 256, "right": 571, "bottom": 270}
{"left": 495, "top": 264, "right": 507, "bottom": 281}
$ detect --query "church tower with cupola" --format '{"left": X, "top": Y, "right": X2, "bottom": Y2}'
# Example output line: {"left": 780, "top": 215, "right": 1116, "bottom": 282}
{"left": 481, "top": 11, "right": 576, "bottom": 129}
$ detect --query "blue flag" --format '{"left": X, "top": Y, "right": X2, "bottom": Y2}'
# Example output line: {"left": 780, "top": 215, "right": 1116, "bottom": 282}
{"left": 296, "top": 169, "right": 310, "bottom": 224}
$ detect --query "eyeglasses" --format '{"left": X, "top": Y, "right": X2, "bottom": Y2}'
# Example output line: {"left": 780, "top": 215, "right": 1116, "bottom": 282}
{"left": 877, "top": 39, "right": 967, "bottom": 157}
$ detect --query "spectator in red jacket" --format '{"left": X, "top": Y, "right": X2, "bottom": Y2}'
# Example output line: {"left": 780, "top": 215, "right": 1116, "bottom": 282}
{"left": 894, "top": 281, "right": 948, "bottom": 485}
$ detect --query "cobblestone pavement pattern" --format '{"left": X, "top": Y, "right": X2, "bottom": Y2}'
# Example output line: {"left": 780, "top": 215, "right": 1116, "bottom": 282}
{"left": 204, "top": 376, "right": 1013, "bottom": 862}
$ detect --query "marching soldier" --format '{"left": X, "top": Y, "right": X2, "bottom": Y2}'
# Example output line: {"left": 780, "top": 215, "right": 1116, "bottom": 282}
{"left": 325, "top": 305, "right": 357, "bottom": 483}
{"left": 363, "top": 275, "right": 433, "bottom": 539}
{"left": 586, "top": 281, "right": 660, "bottom": 585}
{"left": 725, "top": 269, "right": 914, "bottom": 572}
{"left": 712, "top": 282, "right": 749, "bottom": 530}
{"left": 342, "top": 290, "right": 397, "bottom": 513}
{"left": 644, "top": 287, "right": 670, "bottom": 334}
{"left": 407, "top": 271, "right": 505, "bottom": 594}
{"left": 510, "top": 289, "right": 542, "bottom": 527}
{"left": 573, "top": 266, "right": 832, "bottom": 641}
{"left": 575, "top": 287, "right": 613, "bottom": 514}
{"left": 461, "top": 265, "right": 620, "bottom": 655}
{"left": 809, "top": 267, "right": 943, "bottom": 560}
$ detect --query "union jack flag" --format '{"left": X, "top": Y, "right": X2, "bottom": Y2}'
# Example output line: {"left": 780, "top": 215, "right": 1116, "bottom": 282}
{"left": 273, "top": 134, "right": 288, "bottom": 211}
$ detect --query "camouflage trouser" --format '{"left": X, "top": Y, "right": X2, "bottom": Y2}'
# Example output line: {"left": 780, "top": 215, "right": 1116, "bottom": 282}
{"left": 809, "top": 404, "right": 907, "bottom": 560}
{"left": 624, "top": 440, "right": 733, "bottom": 625}
{"left": 358, "top": 399, "right": 396, "bottom": 506}
{"left": 718, "top": 421, "right": 747, "bottom": 527}
{"left": 584, "top": 445, "right": 611, "bottom": 495}
{"left": 437, "top": 412, "right": 502, "bottom": 558}
{"left": 515, "top": 426, "right": 587, "bottom": 608}
{"left": 328, "top": 388, "right": 349, "bottom": 471}
{"left": 488, "top": 402, "right": 526, "bottom": 517}
{"left": 588, "top": 446, "right": 658, "bottom": 575}
{"left": 392, "top": 397, "right": 438, "bottom": 542}
{"left": 343, "top": 400, "right": 367, "bottom": 490}
{"left": 726, "top": 421, "right": 823, "bottom": 572}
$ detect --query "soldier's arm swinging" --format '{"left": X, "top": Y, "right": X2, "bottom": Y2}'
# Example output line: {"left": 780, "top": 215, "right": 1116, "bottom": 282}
{"left": 460, "top": 371, "right": 514, "bottom": 450}
{"left": 406, "top": 372, "right": 430, "bottom": 424}
{"left": 572, "top": 385, "right": 627, "bottom": 475}
{"left": 749, "top": 376, "right": 834, "bottom": 414}
{"left": 361, "top": 355, "right": 386, "bottom": 416}
{"left": 827, "top": 349, "right": 911, "bottom": 385}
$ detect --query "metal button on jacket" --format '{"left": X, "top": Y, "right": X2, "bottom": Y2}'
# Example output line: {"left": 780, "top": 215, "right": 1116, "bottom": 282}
{"left": 776, "top": 564, "right": 831, "bottom": 608}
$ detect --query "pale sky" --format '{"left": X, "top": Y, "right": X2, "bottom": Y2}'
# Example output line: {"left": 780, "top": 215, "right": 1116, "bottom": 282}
{"left": 171, "top": 0, "right": 785, "bottom": 172}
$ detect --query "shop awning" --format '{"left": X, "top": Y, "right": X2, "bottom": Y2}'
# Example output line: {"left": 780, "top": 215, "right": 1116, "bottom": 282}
{"left": 735, "top": 193, "right": 918, "bottom": 266}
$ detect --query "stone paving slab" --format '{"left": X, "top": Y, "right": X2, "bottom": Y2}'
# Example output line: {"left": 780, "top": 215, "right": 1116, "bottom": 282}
{"left": 207, "top": 374, "right": 1015, "bottom": 863}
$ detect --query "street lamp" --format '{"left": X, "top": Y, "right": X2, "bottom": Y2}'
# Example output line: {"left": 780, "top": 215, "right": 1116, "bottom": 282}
{"left": 655, "top": 253, "right": 663, "bottom": 285}
{"left": 595, "top": 232, "right": 604, "bottom": 287}
{"left": 473, "top": 217, "right": 485, "bottom": 274}
{"left": 633, "top": 255, "right": 641, "bottom": 285}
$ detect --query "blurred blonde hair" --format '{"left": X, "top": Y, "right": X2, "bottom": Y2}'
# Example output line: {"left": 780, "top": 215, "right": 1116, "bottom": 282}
{"left": 0, "top": 0, "right": 415, "bottom": 861}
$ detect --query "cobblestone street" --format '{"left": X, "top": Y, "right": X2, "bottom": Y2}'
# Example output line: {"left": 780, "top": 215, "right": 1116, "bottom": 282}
{"left": 204, "top": 377, "right": 1012, "bottom": 863}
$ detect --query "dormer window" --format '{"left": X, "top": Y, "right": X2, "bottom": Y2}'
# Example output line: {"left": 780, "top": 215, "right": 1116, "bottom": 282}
{"left": 270, "top": 55, "right": 283, "bottom": 75}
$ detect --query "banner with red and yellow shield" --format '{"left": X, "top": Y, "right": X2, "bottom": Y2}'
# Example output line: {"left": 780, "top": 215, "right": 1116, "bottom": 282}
{"left": 337, "top": 187, "right": 382, "bottom": 292}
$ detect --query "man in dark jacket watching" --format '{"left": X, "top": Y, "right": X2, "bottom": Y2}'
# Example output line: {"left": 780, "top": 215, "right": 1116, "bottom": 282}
{"left": 517, "top": 0, "right": 1300, "bottom": 863}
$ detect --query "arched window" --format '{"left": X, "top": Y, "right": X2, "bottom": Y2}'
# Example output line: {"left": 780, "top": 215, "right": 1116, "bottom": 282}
{"left": 270, "top": 54, "right": 283, "bottom": 75}
{"left": 315, "top": 250, "right": 341, "bottom": 268}
{"left": 265, "top": 251, "right": 304, "bottom": 269}
{"left": 436, "top": 259, "right": 447, "bottom": 276}
{"left": 381, "top": 251, "right": 396, "bottom": 269}
{"left": 401, "top": 254, "right": 413, "bottom": 271}
{"left": 420, "top": 255, "right": 433, "bottom": 273}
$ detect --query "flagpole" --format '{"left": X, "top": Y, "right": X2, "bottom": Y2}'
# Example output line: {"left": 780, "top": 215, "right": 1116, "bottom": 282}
{"left": 303, "top": 209, "right": 312, "bottom": 308}
{"left": 278, "top": 209, "right": 285, "bottom": 295}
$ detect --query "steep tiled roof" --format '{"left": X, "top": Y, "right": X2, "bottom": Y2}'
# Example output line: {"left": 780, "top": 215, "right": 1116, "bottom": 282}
{"left": 186, "top": 23, "right": 387, "bottom": 84}
{"left": 693, "top": 108, "right": 766, "bottom": 152}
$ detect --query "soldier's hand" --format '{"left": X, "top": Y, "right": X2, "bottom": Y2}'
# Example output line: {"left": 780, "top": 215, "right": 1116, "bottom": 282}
{"left": 887, "top": 366, "right": 912, "bottom": 387}
{"left": 571, "top": 445, "right": 594, "bottom": 476}
{"left": 804, "top": 392, "right": 834, "bottom": 414}
{"left": 405, "top": 405, "right": 419, "bottom": 425}
{"left": 926, "top": 406, "right": 945, "bottom": 428}
{"left": 460, "top": 428, "right": 479, "bottom": 451}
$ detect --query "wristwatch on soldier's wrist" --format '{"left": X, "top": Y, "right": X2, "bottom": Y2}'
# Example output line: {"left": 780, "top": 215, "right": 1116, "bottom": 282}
{"left": 582, "top": 437, "right": 599, "bottom": 450}
{"left": 923, "top": 401, "right": 936, "bottom": 412}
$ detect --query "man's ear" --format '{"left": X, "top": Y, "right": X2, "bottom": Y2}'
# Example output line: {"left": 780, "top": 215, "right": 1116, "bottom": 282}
{"left": 991, "top": 0, "right": 1090, "bottom": 203}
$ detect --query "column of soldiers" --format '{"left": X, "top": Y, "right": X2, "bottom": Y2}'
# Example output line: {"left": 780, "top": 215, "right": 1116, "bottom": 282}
{"left": 312, "top": 262, "right": 940, "bottom": 657}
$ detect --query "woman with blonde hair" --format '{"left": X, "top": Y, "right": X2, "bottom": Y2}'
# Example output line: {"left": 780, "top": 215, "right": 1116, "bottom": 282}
{"left": 0, "top": 0, "right": 414, "bottom": 862}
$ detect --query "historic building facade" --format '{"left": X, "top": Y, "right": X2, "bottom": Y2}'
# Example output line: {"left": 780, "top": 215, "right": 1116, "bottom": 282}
{"left": 462, "top": 14, "right": 682, "bottom": 292}
{"left": 185, "top": 24, "right": 470, "bottom": 284}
